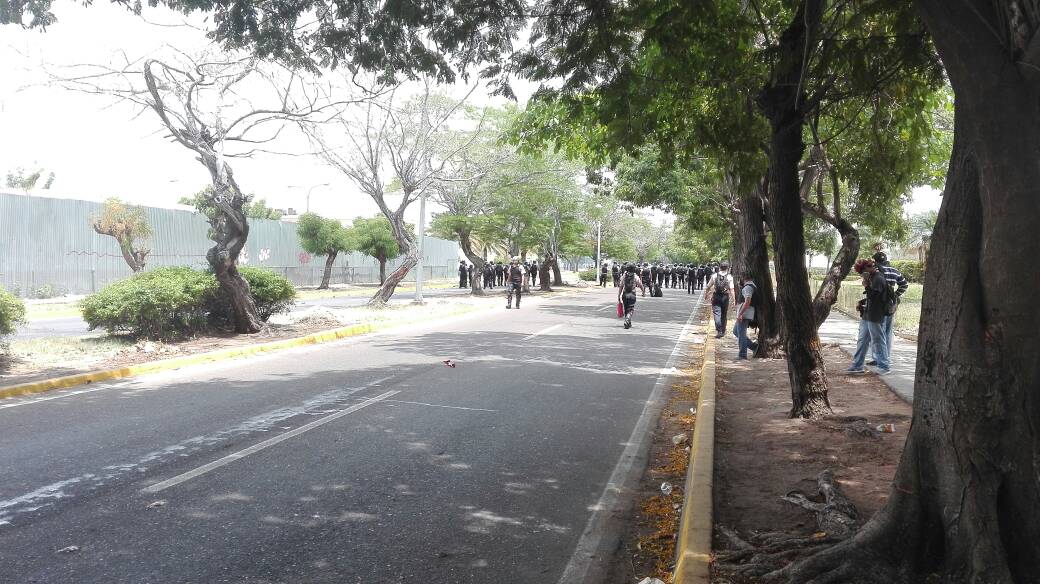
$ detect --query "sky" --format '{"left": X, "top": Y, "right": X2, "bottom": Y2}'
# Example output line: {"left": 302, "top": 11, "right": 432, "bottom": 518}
{"left": 0, "top": 2, "right": 942, "bottom": 227}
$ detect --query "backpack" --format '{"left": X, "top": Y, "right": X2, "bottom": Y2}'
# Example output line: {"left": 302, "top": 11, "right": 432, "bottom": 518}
{"left": 882, "top": 278, "right": 899, "bottom": 316}
{"left": 712, "top": 273, "right": 731, "bottom": 303}
{"left": 652, "top": 283, "right": 663, "bottom": 297}
{"left": 623, "top": 272, "right": 636, "bottom": 292}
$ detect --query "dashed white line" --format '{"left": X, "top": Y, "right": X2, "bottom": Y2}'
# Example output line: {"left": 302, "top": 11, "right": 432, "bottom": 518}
{"left": 522, "top": 323, "right": 564, "bottom": 340}
{"left": 142, "top": 389, "right": 400, "bottom": 494}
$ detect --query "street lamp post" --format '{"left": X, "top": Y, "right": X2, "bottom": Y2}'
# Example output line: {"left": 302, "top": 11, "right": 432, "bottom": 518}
{"left": 414, "top": 189, "right": 428, "bottom": 304}
{"left": 288, "top": 183, "right": 330, "bottom": 213}
{"left": 594, "top": 203, "right": 604, "bottom": 274}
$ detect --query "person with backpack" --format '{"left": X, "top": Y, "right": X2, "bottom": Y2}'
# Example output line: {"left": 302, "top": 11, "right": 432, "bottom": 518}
{"left": 618, "top": 263, "right": 646, "bottom": 329}
{"left": 870, "top": 251, "right": 908, "bottom": 366}
{"left": 704, "top": 262, "right": 736, "bottom": 338}
{"left": 599, "top": 261, "right": 609, "bottom": 287}
{"left": 611, "top": 262, "right": 620, "bottom": 287}
{"left": 847, "top": 258, "right": 891, "bottom": 375}
{"left": 505, "top": 256, "right": 528, "bottom": 309}
{"left": 734, "top": 272, "right": 760, "bottom": 359}
{"left": 640, "top": 263, "right": 652, "bottom": 295}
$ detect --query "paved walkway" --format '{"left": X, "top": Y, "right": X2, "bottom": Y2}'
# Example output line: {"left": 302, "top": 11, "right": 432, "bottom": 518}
{"left": 817, "top": 312, "right": 916, "bottom": 403}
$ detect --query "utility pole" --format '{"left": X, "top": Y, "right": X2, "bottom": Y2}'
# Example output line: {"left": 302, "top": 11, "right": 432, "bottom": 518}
{"left": 414, "top": 189, "right": 428, "bottom": 304}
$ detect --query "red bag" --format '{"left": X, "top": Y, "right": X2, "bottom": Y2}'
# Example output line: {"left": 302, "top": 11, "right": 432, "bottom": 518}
{"left": 616, "top": 302, "right": 624, "bottom": 318}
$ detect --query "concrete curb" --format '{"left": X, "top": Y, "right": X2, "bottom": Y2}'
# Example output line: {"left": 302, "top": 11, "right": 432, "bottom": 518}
{"left": 0, "top": 305, "right": 482, "bottom": 401}
{"left": 673, "top": 320, "right": 717, "bottom": 584}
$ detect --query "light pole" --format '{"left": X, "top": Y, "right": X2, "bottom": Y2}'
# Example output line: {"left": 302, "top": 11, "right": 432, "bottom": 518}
{"left": 288, "top": 183, "right": 330, "bottom": 213}
{"left": 594, "top": 203, "right": 604, "bottom": 273}
{"left": 414, "top": 188, "right": 428, "bottom": 304}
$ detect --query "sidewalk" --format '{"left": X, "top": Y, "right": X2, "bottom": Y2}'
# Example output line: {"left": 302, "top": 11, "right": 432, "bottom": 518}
{"left": 817, "top": 312, "right": 916, "bottom": 403}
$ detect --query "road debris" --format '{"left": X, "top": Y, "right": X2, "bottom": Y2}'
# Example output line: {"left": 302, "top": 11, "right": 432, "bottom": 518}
{"left": 671, "top": 433, "right": 688, "bottom": 446}
{"left": 660, "top": 482, "right": 673, "bottom": 496}
{"left": 146, "top": 500, "right": 167, "bottom": 508}
{"left": 443, "top": 359, "right": 457, "bottom": 368}
{"left": 57, "top": 546, "right": 80, "bottom": 554}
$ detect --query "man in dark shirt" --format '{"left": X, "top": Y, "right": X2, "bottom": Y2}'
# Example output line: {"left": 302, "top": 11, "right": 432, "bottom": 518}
{"left": 505, "top": 257, "right": 527, "bottom": 309}
{"left": 847, "top": 258, "right": 891, "bottom": 374}
{"left": 495, "top": 261, "right": 505, "bottom": 286}
{"left": 611, "top": 262, "right": 620, "bottom": 287}
{"left": 458, "top": 261, "right": 468, "bottom": 288}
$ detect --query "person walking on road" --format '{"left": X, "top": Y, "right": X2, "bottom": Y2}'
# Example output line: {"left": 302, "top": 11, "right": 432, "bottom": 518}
{"left": 600, "top": 261, "right": 609, "bottom": 287}
{"left": 847, "top": 258, "right": 891, "bottom": 374}
{"left": 704, "top": 262, "right": 736, "bottom": 338}
{"left": 529, "top": 260, "right": 538, "bottom": 287}
{"left": 505, "top": 257, "right": 528, "bottom": 309}
{"left": 611, "top": 262, "right": 620, "bottom": 287}
{"left": 618, "top": 263, "right": 646, "bottom": 329}
{"left": 687, "top": 263, "right": 697, "bottom": 294}
{"left": 733, "top": 272, "right": 759, "bottom": 359}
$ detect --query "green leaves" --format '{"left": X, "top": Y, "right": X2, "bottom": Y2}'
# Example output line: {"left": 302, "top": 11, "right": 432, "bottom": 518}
{"left": 0, "top": 286, "right": 27, "bottom": 338}
{"left": 350, "top": 215, "right": 403, "bottom": 262}
{"left": 297, "top": 212, "right": 354, "bottom": 257}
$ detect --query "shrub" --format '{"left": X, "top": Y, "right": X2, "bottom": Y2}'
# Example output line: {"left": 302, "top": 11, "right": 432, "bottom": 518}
{"left": 0, "top": 286, "right": 27, "bottom": 337}
{"left": 31, "top": 283, "right": 68, "bottom": 299}
{"left": 208, "top": 267, "right": 296, "bottom": 322}
{"left": 890, "top": 260, "right": 925, "bottom": 283}
{"left": 578, "top": 268, "right": 598, "bottom": 281}
{"left": 81, "top": 267, "right": 219, "bottom": 339}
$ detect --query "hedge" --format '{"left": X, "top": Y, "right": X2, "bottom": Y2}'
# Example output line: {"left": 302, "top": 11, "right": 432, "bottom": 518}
{"left": 0, "top": 286, "right": 26, "bottom": 338}
{"left": 889, "top": 260, "right": 925, "bottom": 284}
{"left": 82, "top": 266, "right": 295, "bottom": 339}
{"left": 578, "top": 269, "right": 598, "bottom": 281}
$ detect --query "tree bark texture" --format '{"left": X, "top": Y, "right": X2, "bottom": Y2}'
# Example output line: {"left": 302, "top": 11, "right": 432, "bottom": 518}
{"left": 539, "top": 254, "right": 553, "bottom": 291}
{"left": 92, "top": 225, "right": 148, "bottom": 273}
{"left": 459, "top": 230, "right": 488, "bottom": 296}
{"left": 319, "top": 251, "right": 337, "bottom": 290}
{"left": 551, "top": 258, "right": 563, "bottom": 286}
{"left": 201, "top": 156, "right": 263, "bottom": 334}
{"left": 808, "top": 212, "right": 859, "bottom": 327}
{"left": 781, "top": 2, "right": 1040, "bottom": 580}
{"left": 756, "top": 0, "right": 830, "bottom": 418}
{"left": 736, "top": 180, "right": 781, "bottom": 358}
{"left": 368, "top": 209, "right": 417, "bottom": 306}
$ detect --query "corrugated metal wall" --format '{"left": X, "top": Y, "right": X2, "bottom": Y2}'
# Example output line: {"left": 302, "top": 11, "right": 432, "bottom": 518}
{"left": 0, "top": 192, "right": 461, "bottom": 297}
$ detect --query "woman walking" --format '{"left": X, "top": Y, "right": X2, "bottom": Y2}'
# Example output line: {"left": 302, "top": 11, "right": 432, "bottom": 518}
{"left": 618, "top": 263, "right": 646, "bottom": 329}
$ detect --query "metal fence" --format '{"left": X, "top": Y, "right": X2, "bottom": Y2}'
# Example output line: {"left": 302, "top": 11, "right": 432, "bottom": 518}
{"left": 0, "top": 191, "right": 461, "bottom": 297}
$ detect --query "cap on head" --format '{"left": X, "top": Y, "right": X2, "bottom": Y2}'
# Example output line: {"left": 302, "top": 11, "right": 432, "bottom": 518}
{"left": 720, "top": 262, "right": 729, "bottom": 270}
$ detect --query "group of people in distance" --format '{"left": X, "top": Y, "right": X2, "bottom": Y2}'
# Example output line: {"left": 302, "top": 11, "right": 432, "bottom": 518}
{"left": 611, "top": 260, "right": 723, "bottom": 329}
{"left": 458, "top": 257, "right": 539, "bottom": 309}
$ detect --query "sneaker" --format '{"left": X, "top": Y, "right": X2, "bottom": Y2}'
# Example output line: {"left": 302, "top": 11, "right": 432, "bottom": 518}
{"left": 846, "top": 367, "right": 866, "bottom": 374}
{"left": 866, "top": 360, "right": 877, "bottom": 366}
{"left": 506, "top": 305, "right": 512, "bottom": 309}
{"left": 875, "top": 368, "right": 891, "bottom": 376}
{"left": 624, "top": 316, "right": 632, "bottom": 329}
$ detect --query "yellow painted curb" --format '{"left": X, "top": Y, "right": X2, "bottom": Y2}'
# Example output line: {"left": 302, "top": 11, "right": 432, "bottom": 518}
{"left": 0, "top": 305, "right": 483, "bottom": 401}
{"left": 673, "top": 320, "right": 717, "bottom": 584}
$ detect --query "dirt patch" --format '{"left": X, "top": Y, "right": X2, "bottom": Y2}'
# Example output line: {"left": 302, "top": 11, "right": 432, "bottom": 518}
{"left": 711, "top": 334, "right": 912, "bottom": 582}
{"left": 607, "top": 307, "right": 709, "bottom": 584}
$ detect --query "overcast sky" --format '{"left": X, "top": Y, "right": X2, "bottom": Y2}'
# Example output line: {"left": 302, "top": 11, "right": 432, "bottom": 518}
{"left": 0, "top": 2, "right": 941, "bottom": 225}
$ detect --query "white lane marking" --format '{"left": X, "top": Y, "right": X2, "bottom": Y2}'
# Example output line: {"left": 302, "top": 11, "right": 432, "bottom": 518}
{"left": 373, "top": 399, "right": 498, "bottom": 413}
{"left": 0, "top": 384, "right": 118, "bottom": 409}
{"left": 556, "top": 294, "right": 704, "bottom": 584}
{"left": 522, "top": 323, "right": 564, "bottom": 341}
{"left": 142, "top": 390, "right": 400, "bottom": 494}
{"left": 596, "top": 304, "right": 613, "bottom": 312}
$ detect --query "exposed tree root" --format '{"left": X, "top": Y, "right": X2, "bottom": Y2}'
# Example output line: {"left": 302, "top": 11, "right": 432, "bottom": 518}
{"left": 813, "top": 415, "right": 879, "bottom": 439}
{"left": 713, "top": 470, "right": 860, "bottom": 582}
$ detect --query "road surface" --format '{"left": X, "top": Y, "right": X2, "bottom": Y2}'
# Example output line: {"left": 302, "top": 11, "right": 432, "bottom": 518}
{"left": 0, "top": 287, "right": 702, "bottom": 584}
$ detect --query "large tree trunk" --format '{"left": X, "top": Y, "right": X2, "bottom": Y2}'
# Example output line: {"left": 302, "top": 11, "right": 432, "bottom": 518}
{"left": 459, "top": 230, "right": 488, "bottom": 297}
{"left": 781, "top": 3, "right": 1040, "bottom": 581}
{"left": 319, "top": 251, "right": 337, "bottom": 290}
{"left": 551, "top": 258, "right": 563, "bottom": 286}
{"left": 539, "top": 254, "right": 553, "bottom": 291}
{"left": 756, "top": 0, "right": 829, "bottom": 418}
{"left": 736, "top": 179, "right": 781, "bottom": 359}
{"left": 201, "top": 157, "right": 263, "bottom": 334}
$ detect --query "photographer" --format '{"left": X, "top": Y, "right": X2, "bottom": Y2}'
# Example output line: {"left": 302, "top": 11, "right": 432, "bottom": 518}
{"left": 846, "top": 258, "right": 891, "bottom": 375}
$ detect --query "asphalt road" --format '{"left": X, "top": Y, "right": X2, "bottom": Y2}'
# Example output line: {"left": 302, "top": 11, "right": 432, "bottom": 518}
{"left": 0, "top": 286, "right": 703, "bottom": 584}
{"left": 14, "top": 288, "right": 475, "bottom": 340}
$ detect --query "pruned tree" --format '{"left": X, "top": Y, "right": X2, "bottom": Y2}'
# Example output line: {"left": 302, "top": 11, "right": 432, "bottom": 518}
{"left": 48, "top": 50, "right": 362, "bottom": 332}
{"left": 349, "top": 215, "right": 402, "bottom": 286}
{"left": 91, "top": 197, "right": 152, "bottom": 272}
{"left": 296, "top": 212, "right": 354, "bottom": 289}
{"left": 304, "top": 81, "right": 476, "bottom": 306}
{"left": 180, "top": 188, "right": 283, "bottom": 220}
